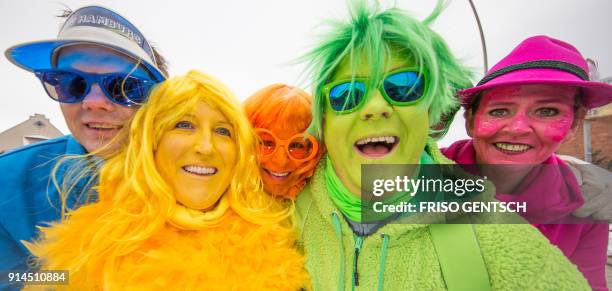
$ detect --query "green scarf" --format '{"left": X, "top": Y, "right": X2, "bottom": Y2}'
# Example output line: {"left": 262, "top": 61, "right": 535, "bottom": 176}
{"left": 326, "top": 152, "right": 434, "bottom": 221}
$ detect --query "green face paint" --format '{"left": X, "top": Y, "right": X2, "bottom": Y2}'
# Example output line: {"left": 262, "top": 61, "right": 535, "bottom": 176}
{"left": 323, "top": 52, "right": 430, "bottom": 196}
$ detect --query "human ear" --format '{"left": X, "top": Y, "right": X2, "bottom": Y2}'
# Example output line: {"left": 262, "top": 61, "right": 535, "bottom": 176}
{"left": 571, "top": 106, "right": 586, "bottom": 129}
{"left": 320, "top": 113, "right": 326, "bottom": 140}
{"left": 464, "top": 109, "right": 474, "bottom": 138}
{"left": 565, "top": 106, "right": 586, "bottom": 142}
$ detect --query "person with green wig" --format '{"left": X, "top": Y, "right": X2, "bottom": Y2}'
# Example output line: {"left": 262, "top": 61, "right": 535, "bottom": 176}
{"left": 295, "top": 0, "right": 591, "bottom": 290}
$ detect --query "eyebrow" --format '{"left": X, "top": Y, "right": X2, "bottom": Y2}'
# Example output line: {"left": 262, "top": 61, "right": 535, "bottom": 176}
{"left": 485, "top": 101, "right": 515, "bottom": 107}
{"left": 533, "top": 98, "right": 570, "bottom": 104}
{"left": 388, "top": 64, "right": 412, "bottom": 72}
{"left": 335, "top": 73, "right": 365, "bottom": 80}
{"left": 216, "top": 121, "right": 233, "bottom": 127}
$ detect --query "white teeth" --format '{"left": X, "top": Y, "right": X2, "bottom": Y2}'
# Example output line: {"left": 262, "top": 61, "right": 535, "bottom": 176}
{"left": 268, "top": 171, "right": 290, "bottom": 177}
{"left": 495, "top": 143, "right": 531, "bottom": 152}
{"left": 183, "top": 166, "right": 217, "bottom": 175}
{"left": 356, "top": 136, "right": 396, "bottom": 145}
{"left": 88, "top": 123, "right": 120, "bottom": 129}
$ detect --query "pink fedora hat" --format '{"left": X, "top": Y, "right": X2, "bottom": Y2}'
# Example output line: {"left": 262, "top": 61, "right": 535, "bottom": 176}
{"left": 460, "top": 35, "right": 612, "bottom": 109}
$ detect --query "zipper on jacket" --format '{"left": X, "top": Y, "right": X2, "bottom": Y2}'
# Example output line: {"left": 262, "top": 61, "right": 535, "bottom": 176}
{"left": 352, "top": 235, "right": 364, "bottom": 288}
{"left": 331, "top": 212, "right": 345, "bottom": 291}
{"left": 377, "top": 234, "right": 390, "bottom": 291}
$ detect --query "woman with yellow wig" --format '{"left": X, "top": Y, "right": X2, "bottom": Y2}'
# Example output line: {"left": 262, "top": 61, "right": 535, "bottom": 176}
{"left": 244, "top": 84, "right": 324, "bottom": 200}
{"left": 25, "top": 70, "right": 308, "bottom": 290}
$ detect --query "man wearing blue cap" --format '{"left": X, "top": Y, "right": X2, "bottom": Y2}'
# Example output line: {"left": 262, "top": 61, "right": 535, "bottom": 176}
{"left": 0, "top": 6, "right": 167, "bottom": 287}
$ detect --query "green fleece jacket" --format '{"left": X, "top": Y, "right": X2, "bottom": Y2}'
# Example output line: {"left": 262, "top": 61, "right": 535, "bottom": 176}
{"left": 295, "top": 142, "right": 590, "bottom": 291}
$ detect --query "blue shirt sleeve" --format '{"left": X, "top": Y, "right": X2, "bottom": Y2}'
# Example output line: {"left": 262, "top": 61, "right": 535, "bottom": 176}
{"left": 0, "top": 136, "right": 89, "bottom": 281}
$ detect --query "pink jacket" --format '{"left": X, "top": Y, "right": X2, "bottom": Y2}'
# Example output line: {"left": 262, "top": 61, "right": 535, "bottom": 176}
{"left": 442, "top": 139, "right": 609, "bottom": 291}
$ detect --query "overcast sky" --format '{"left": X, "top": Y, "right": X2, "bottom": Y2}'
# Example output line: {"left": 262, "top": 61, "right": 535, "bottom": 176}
{"left": 1, "top": 0, "right": 610, "bottom": 146}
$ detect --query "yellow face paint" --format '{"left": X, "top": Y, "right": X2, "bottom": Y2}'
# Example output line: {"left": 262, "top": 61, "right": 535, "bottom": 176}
{"left": 155, "top": 101, "right": 237, "bottom": 210}
{"left": 324, "top": 52, "right": 429, "bottom": 196}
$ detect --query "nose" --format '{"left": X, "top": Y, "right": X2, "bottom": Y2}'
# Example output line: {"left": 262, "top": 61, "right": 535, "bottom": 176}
{"left": 82, "top": 83, "right": 116, "bottom": 111}
{"left": 195, "top": 132, "right": 215, "bottom": 156}
{"left": 360, "top": 91, "right": 392, "bottom": 121}
{"left": 270, "top": 144, "right": 291, "bottom": 168}
{"left": 505, "top": 113, "right": 533, "bottom": 135}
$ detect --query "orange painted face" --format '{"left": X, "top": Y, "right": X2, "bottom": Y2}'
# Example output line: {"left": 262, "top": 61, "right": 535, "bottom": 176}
{"left": 255, "top": 122, "right": 320, "bottom": 198}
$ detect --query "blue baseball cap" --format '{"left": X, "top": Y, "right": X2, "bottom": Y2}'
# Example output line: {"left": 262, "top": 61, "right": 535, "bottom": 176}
{"left": 5, "top": 6, "right": 166, "bottom": 81}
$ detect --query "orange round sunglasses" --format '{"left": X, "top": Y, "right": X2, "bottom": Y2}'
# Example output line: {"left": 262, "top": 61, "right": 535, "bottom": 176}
{"left": 254, "top": 128, "right": 319, "bottom": 162}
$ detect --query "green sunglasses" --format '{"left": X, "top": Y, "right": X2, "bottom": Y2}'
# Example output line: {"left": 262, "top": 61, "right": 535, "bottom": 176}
{"left": 322, "top": 68, "right": 428, "bottom": 114}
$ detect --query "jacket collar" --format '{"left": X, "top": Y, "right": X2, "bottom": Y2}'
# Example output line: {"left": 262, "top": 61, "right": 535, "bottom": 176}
{"left": 305, "top": 140, "right": 460, "bottom": 240}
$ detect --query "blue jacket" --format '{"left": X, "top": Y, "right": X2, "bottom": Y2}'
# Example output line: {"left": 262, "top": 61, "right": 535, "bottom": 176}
{"left": 0, "top": 136, "right": 92, "bottom": 289}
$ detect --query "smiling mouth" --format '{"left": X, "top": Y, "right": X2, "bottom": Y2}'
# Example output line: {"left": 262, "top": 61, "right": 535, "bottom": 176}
{"left": 493, "top": 142, "right": 532, "bottom": 154}
{"left": 182, "top": 165, "right": 218, "bottom": 176}
{"left": 264, "top": 169, "right": 291, "bottom": 180}
{"left": 85, "top": 122, "right": 122, "bottom": 131}
{"left": 354, "top": 135, "right": 399, "bottom": 158}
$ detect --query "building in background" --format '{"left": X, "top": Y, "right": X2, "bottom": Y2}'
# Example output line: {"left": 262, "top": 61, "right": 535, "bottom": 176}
{"left": 0, "top": 114, "right": 63, "bottom": 154}
{"left": 557, "top": 75, "right": 612, "bottom": 170}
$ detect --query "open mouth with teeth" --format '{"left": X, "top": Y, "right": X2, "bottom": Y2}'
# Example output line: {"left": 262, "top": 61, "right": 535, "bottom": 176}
{"left": 85, "top": 122, "right": 122, "bottom": 131}
{"left": 182, "top": 165, "right": 218, "bottom": 176}
{"left": 354, "top": 135, "right": 399, "bottom": 158}
{"left": 263, "top": 168, "right": 291, "bottom": 181}
{"left": 493, "top": 142, "right": 532, "bottom": 154}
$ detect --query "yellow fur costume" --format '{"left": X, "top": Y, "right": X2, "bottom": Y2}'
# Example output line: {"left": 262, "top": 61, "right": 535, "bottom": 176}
{"left": 26, "top": 201, "right": 307, "bottom": 290}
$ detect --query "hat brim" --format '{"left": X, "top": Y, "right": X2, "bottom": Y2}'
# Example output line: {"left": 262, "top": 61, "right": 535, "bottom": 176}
{"left": 5, "top": 39, "right": 165, "bottom": 81}
{"left": 460, "top": 68, "right": 612, "bottom": 109}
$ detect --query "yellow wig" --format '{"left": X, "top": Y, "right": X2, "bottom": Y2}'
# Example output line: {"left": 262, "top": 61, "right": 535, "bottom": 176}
{"left": 25, "top": 71, "right": 307, "bottom": 290}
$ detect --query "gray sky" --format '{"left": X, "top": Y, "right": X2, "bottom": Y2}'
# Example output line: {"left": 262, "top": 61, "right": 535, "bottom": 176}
{"left": 1, "top": 0, "right": 610, "bottom": 147}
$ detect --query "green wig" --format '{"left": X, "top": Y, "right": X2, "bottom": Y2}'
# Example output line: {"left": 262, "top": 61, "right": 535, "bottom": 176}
{"left": 302, "top": 0, "right": 473, "bottom": 139}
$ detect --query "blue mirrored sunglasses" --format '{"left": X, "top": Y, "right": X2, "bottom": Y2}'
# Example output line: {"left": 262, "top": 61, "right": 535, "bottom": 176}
{"left": 34, "top": 69, "right": 159, "bottom": 107}
{"left": 323, "top": 69, "right": 427, "bottom": 113}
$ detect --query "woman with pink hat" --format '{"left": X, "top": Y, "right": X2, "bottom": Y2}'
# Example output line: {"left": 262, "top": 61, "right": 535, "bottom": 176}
{"left": 442, "top": 35, "right": 611, "bottom": 291}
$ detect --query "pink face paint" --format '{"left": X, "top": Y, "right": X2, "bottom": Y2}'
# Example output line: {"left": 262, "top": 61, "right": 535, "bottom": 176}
{"left": 545, "top": 115, "right": 574, "bottom": 143}
{"left": 470, "top": 84, "right": 577, "bottom": 165}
